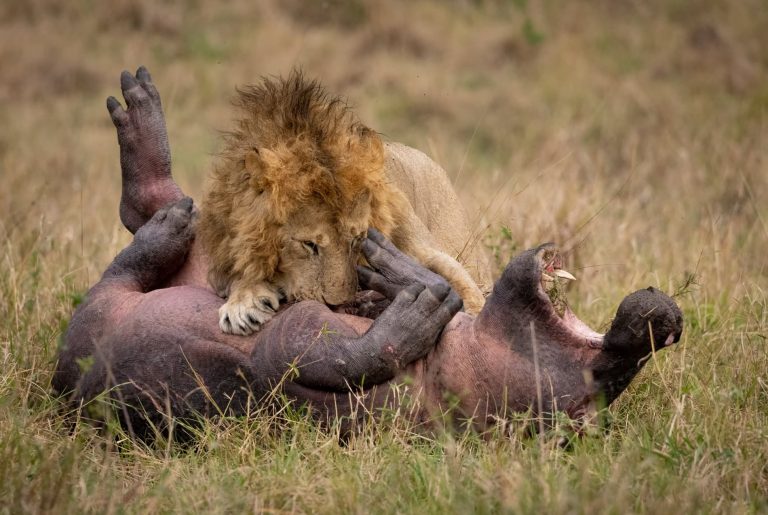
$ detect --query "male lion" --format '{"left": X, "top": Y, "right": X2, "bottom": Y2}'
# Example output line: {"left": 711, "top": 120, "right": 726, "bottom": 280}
{"left": 199, "top": 71, "right": 487, "bottom": 335}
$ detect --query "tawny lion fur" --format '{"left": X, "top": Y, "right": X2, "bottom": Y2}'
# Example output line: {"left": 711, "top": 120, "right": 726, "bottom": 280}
{"left": 199, "top": 71, "right": 486, "bottom": 335}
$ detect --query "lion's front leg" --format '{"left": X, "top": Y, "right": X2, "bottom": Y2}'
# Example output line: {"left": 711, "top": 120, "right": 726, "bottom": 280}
{"left": 218, "top": 279, "right": 283, "bottom": 336}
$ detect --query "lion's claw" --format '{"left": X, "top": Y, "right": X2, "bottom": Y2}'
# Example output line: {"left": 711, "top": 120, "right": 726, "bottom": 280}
{"left": 218, "top": 282, "right": 282, "bottom": 335}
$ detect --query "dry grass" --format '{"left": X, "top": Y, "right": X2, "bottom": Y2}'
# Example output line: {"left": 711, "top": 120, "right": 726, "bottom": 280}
{"left": 1, "top": 0, "right": 767, "bottom": 512}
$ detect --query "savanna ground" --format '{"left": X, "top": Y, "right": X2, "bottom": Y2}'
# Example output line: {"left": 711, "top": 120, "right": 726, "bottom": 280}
{"left": 1, "top": 0, "right": 767, "bottom": 512}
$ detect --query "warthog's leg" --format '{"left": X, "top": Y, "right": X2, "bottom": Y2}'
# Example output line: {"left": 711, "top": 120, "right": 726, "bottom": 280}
{"left": 54, "top": 198, "right": 196, "bottom": 395}
{"left": 72, "top": 198, "right": 253, "bottom": 439}
{"left": 107, "top": 66, "right": 184, "bottom": 234}
{"left": 253, "top": 231, "right": 463, "bottom": 391}
{"left": 103, "top": 197, "right": 196, "bottom": 291}
{"left": 357, "top": 228, "right": 464, "bottom": 301}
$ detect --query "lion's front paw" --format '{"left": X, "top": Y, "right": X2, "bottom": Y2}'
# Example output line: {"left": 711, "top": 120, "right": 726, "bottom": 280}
{"left": 218, "top": 283, "right": 282, "bottom": 335}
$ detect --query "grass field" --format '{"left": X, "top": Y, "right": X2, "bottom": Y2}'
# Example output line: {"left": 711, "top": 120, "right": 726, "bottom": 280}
{"left": 1, "top": 0, "right": 767, "bottom": 512}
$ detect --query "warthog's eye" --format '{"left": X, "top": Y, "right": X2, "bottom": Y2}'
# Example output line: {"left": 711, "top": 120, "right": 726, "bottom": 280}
{"left": 302, "top": 241, "right": 319, "bottom": 255}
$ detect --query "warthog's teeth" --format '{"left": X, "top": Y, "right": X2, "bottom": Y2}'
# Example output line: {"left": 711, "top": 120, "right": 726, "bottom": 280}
{"left": 554, "top": 269, "right": 576, "bottom": 281}
{"left": 542, "top": 273, "right": 554, "bottom": 281}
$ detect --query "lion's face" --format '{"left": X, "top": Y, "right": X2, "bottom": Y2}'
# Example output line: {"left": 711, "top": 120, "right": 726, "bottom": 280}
{"left": 200, "top": 72, "right": 393, "bottom": 311}
{"left": 274, "top": 198, "right": 370, "bottom": 305}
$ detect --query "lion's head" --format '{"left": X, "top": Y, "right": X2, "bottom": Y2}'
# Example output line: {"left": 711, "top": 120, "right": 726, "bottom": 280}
{"left": 200, "top": 71, "right": 401, "bottom": 306}
{"left": 269, "top": 186, "right": 371, "bottom": 305}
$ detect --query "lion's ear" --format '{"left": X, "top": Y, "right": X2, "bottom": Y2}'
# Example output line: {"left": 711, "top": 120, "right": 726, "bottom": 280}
{"left": 245, "top": 148, "right": 281, "bottom": 173}
{"left": 354, "top": 188, "right": 372, "bottom": 206}
{"left": 245, "top": 148, "right": 281, "bottom": 191}
{"left": 348, "top": 188, "right": 372, "bottom": 221}
{"left": 244, "top": 149, "right": 260, "bottom": 175}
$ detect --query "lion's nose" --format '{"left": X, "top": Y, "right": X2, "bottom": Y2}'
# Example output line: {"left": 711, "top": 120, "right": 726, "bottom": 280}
{"left": 321, "top": 285, "right": 357, "bottom": 306}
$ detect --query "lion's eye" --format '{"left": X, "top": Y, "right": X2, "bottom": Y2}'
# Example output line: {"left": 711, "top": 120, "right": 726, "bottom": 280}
{"left": 302, "top": 241, "right": 319, "bottom": 255}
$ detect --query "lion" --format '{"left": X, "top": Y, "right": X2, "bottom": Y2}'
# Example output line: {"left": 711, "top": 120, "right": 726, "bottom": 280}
{"left": 199, "top": 71, "right": 489, "bottom": 335}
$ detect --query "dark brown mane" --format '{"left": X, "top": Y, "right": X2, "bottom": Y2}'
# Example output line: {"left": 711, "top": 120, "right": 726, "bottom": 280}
{"left": 231, "top": 70, "right": 361, "bottom": 156}
{"left": 200, "top": 69, "right": 392, "bottom": 296}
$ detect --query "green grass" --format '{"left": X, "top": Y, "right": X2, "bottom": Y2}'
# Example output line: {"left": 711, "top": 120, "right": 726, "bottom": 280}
{"left": 1, "top": 0, "right": 767, "bottom": 512}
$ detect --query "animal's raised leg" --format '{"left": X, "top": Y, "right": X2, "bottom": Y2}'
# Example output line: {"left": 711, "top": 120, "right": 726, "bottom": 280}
{"left": 253, "top": 231, "right": 463, "bottom": 390}
{"left": 107, "top": 66, "right": 184, "bottom": 234}
{"left": 357, "top": 228, "right": 463, "bottom": 299}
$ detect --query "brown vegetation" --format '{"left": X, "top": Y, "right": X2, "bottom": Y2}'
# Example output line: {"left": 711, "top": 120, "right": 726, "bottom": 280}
{"left": 1, "top": 0, "right": 766, "bottom": 512}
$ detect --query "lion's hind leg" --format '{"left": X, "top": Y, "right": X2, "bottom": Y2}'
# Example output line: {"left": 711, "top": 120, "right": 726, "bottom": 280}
{"left": 410, "top": 246, "right": 486, "bottom": 314}
{"left": 388, "top": 209, "right": 486, "bottom": 315}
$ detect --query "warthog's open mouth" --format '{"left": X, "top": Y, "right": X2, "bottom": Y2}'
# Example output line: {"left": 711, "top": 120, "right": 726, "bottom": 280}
{"left": 531, "top": 243, "right": 682, "bottom": 352}
{"left": 534, "top": 244, "right": 606, "bottom": 348}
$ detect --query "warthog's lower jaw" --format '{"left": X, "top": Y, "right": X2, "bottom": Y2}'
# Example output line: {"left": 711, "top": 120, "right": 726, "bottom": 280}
{"left": 561, "top": 305, "right": 604, "bottom": 343}
{"left": 535, "top": 244, "right": 604, "bottom": 348}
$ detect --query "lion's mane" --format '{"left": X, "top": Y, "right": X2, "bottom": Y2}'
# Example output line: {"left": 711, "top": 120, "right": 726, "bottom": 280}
{"left": 199, "top": 71, "right": 404, "bottom": 296}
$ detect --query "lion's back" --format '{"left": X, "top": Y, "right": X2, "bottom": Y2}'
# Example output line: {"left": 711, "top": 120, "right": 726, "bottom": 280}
{"left": 383, "top": 142, "right": 492, "bottom": 294}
